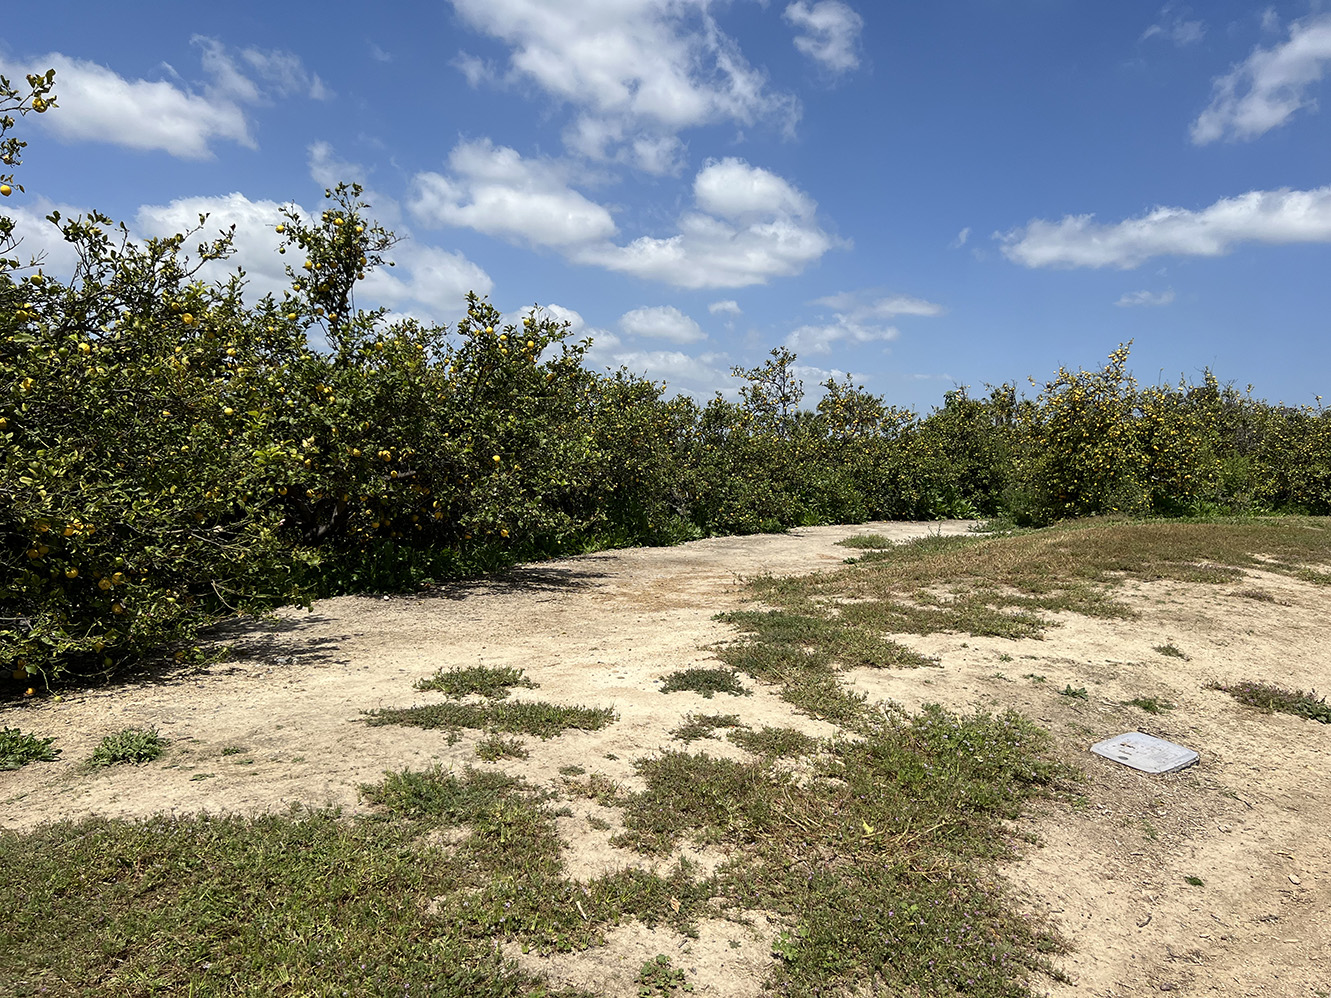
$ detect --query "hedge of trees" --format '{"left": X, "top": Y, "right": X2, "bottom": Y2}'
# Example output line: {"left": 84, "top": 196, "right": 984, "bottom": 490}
{"left": 3, "top": 72, "right": 1328, "bottom": 686}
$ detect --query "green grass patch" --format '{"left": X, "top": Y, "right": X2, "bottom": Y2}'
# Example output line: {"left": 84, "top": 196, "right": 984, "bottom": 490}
{"left": 658, "top": 668, "right": 750, "bottom": 699}
{"left": 89, "top": 727, "right": 167, "bottom": 767}
{"left": 366, "top": 700, "right": 616, "bottom": 739}
{"left": 0, "top": 728, "right": 60, "bottom": 771}
{"left": 835, "top": 533, "right": 895, "bottom": 549}
{"left": 415, "top": 665, "right": 538, "bottom": 699}
{"left": 614, "top": 704, "right": 1071, "bottom": 996}
{"left": 0, "top": 762, "right": 711, "bottom": 995}
{"left": 727, "top": 725, "right": 819, "bottom": 758}
{"left": 1207, "top": 680, "right": 1331, "bottom": 724}
{"left": 670, "top": 713, "right": 744, "bottom": 743}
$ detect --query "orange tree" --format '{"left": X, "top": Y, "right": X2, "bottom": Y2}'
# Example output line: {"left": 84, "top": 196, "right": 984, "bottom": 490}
{"left": 1, "top": 206, "right": 315, "bottom": 683}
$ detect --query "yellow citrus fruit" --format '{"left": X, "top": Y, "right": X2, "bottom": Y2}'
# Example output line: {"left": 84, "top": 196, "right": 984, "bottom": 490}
{"left": 65, "top": 568, "right": 78, "bottom": 579}
{"left": 0, "top": 185, "right": 11, "bottom": 197}
{"left": 492, "top": 454, "right": 501, "bottom": 463}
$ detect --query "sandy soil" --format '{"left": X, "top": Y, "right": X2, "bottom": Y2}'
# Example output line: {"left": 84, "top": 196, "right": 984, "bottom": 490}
{"left": 2, "top": 520, "right": 1328, "bottom": 997}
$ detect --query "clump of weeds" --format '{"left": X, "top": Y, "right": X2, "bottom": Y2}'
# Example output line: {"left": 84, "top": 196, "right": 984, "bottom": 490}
{"left": 89, "top": 727, "right": 167, "bottom": 767}
{"left": 659, "top": 668, "right": 750, "bottom": 699}
{"left": 1, "top": 728, "right": 60, "bottom": 770}
{"left": 1207, "top": 680, "right": 1331, "bottom": 724}
{"left": 415, "top": 665, "right": 537, "bottom": 699}
{"left": 670, "top": 713, "right": 744, "bottom": 743}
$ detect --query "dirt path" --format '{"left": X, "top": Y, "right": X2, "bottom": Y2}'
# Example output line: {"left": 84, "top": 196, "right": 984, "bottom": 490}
{"left": 2, "top": 520, "right": 1328, "bottom": 997}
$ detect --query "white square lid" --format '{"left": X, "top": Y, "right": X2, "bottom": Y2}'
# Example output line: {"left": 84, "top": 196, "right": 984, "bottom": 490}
{"left": 1090, "top": 731, "right": 1199, "bottom": 774}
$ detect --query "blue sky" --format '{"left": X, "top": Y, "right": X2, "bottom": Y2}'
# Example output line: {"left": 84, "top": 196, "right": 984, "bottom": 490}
{"left": 3, "top": 1, "right": 1330, "bottom": 411}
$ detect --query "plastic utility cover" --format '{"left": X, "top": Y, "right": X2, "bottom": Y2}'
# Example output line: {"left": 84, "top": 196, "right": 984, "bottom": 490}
{"left": 1090, "top": 732, "right": 1199, "bottom": 774}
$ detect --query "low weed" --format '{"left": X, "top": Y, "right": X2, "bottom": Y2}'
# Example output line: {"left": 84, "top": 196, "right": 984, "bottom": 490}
{"left": 475, "top": 734, "right": 529, "bottom": 761}
{"left": 659, "top": 668, "right": 750, "bottom": 699}
{"left": 89, "top": 727, "right": 167, "bottom": 767}
{"left": 1232, "top": 588, "right": 1276, "bottom": 603}
{"left": 1123, "top": 696, "right": 1176, "bottom": 714}
{"left": 1153, "top": 644, "right": 1187, "bottom": 659}
{"left": 637, "top": 953, "right": 692, "bottom": 995}
{"left": 1207, "top": 680, "right": 1331, "bottom": 724}
{"left": 0, "top": 728, "right": 60, "bottom": 771}
{"left": 835, "top": 534, "right": 894, "bottom": 549}
{"left": 670, "top": 713, "right": 744, "bottom": 743}
{"left": 1058, "top": 686, "right": 1089, "bottom": 700}
{"left": 415, "top": 665, "right": 537, "bottom": 699}
{"left": 366, "top": 701, "right": 616, "bottom": 739}
{"left": 727, "top": 726, "right": 819, "bottom": 758}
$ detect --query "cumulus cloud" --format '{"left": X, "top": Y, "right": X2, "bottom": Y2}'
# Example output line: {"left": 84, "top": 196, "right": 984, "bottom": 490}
{"left": 619, "top": 304, "right": 707, "bottom": 343}
{"left": 783, "top": 1, "right": 864, "bottom": 73}
{"left": 784, "top": 290, "right": 944, "bottom": 356}
{"left": 447, "top": 0, "right": 799, "bottom": 171}
{"left": 362, "top": 243, "right": 493, "bottom": 316}
{"left": 1191, "top": 12, "right": 1331, "bottom": 144}
{"left": 1141, "top": 4, "right": 1204, "bottom": 46}
{"left": 999, "top": 184, "right": 1331, "bottom": 268}
{"left": 598, "top": 348, "right": 732, "bottom": 397}
{"left": 410, "top": 148, "right": 834, "bottom": 288}
{"left": 1115, "top": 288, "right": 1176, "bottom": 307}
{"left": 708, "top": 299, "right": 742, "bottom": 315}
{"left": 577, "top": 157, "right": 837, "bottom": 288}
{"left": 9, "top": 41, "right": 326, "bottom": 159}
{"left": 409, "top": 139, "right": 618, "bottom": 248}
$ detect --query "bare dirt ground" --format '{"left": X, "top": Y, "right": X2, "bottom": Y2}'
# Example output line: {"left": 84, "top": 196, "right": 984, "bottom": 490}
{"left": 2, "top": 520, "right": 1328, "bottom": 997}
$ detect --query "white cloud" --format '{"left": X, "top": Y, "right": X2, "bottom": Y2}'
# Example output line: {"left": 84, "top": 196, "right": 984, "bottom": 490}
{"left": 12, "top": 41, "right": 325, "bottom": 159}
{"left": 447, "top": 0, "right": 799, "bottom": 169}
{"left": 1000, "top": 184, "right": 1331, "bottom": 268}
{"left": 308, "top": 141, "right": 371, "bottom": 188}
{"left": 950, "top": 226, "right": 970, "bottom": 248}
{"left": 562, "top": 116, "right": 686, "bottom": 174}
{"left": 694, "top": 156, "right": 815, "bottom": 221}
{"left": 786, "top": 319, "right": 897, "bottom": 355}
{"left": 1141, "top": 4, "right": 1204, "bottom": 46}
{"left": 620, "top": 304, "right": 706, "bottom": 343}
{"left": 577, "top": 157, "right": 837, "bottom": 288}
{"left": 369, "top": 42, "right": 394, "bottom": 63}
{"left": 599, "top": 348, "right": 731, "bottom": 397}
{"left": 1191, "top": 12, "right": 1331, "bottom": 144}
{"left": 453, "top": 52, "right": 495, "bottom": 88}
{"left": 783, "top": 1, "right": 864, "bottom": 73}
{"left": 363, "top": 243, "right": 493, "bottom": 316}
{"left": 237, "top": 45, "right": 331, "bottom": 100}
{"left": 410, "top": 148, "right": 834, "bottom": 288}
{"left": 409, "top": 139, "right": 618, "bottom": 248}
{"left": 708, "top": 299, "right": 742, "bottom": 315}
{"left": 786, "top": 289, "right": 943, "bottom": 355}
{"left": 812, "top": 291, "right": 944, "bottom": 319}
{"left": 1115, "top": 288, "right": 1176, "bottom": 307}
{"left": 18, "top": 52, "right": 253, "bottom": 158}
